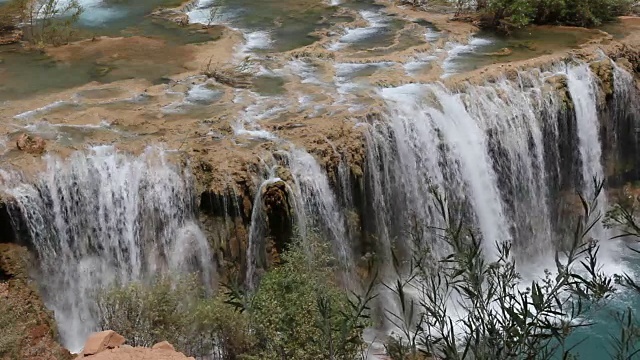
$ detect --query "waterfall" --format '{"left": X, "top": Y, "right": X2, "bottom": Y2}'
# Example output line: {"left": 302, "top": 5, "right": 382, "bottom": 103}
{"left": 1, "top": 146, "right": 214, "bottom": 352}
{"left": 369, "top": 73, "right": 564, "bottom": 262}
{"left": 246, "top": 177, "right": 281, "bottom": 290}
{"left": 364, "top": 61, "right": 631, "bottom": 265}
{"left": 360, "top": 59, "right": 640, "bottom": 350}
{"left": 567, "top": 65, "right": 606, "bottom": 199}
{"left": 287, "top": 148, "right": 353, "bottom": 274}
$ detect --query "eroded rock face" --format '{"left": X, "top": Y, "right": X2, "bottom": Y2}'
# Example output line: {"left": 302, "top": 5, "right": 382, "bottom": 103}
{"left": 263, "top": 180, "right": 293, "bottom": 254}
{"left": 149, "top": 8, "right": 189, "bottom": 26}
{"left": 0, "top": 244, "right": 72, "bottom": 360}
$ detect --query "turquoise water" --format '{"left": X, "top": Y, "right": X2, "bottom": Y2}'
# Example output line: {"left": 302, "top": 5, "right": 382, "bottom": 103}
{"left": 562, "top": 248, "right": 640, "bottom": 359}
{"left": 565, "top": 291, "right": 640, "bottom": 359}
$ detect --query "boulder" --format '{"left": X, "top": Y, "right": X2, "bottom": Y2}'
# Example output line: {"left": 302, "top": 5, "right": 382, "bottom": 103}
{"left": 16, "top": 133, "right": 46, "bottom": 155}
{"left": 81, "top": 330, "right": 126, "bottom": 356}
{"left": 152, "top": 341, "right": 176, "bottom": 352}
{"left": 0, "top": 28, "right": 22, "bottom": 45}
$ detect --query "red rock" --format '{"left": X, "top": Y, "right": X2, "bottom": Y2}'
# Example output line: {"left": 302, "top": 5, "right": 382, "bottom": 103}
{"left": 82, "top": 330, "right": 126, "bottom": 356}
{"left": 152, "top": 341, "right": 176, "bottom": 352}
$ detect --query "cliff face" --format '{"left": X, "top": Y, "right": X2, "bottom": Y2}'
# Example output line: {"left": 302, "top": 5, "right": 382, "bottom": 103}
{"left": 0, "top": 244, "right": 72, "bottom": 360}
{"left": 189, "top": 30, "right": 640, "bottom": 278}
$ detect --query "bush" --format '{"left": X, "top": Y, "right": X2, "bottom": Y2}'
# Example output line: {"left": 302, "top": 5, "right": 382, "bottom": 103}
{"left": 453, "top": 0, "right": 632, "bottom": 28}
{"left": 380, "top": 184, "right": 640, "bottom": 359}
{"left": 386, "top": 184, "right": 614, "bottom": 360}
{"left": 95, "top": 237, "right": 375, "bottom": 360}
{"left": 249, "top": 239, "right": 374, "bottom": 360}
{"left": 96, "top": 275, "right": 251, "bottom": 359}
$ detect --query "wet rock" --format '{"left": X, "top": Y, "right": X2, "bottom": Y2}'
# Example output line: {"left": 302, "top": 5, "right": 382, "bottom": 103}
{"left": 91, "top": 66, "right": 113, "bottom": 78}
{"left": 485, "top": 47, "right": 513, "bottom": 56}
{"left": 150, "top": 8, "right": 189, "bottom": 27}
{"left": 16, "top": 134, "right": 46, "bottom": 155}
{"left": 545, "top": 75, "right": 572, "bottom": 109}
{"left": 589, "top": 59, "right": 614, "bottom": 100}
{"left": 0, "top": 244, "right": 72, "bottom": 360}
{"left": 263, "top": 180, "right": 293, "bottom": 255}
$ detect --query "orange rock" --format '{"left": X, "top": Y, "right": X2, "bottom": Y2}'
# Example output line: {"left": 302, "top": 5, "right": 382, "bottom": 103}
{"left": 80, "top": 347, "right": 194, "bottom": 359}
{"left": 152, "top": 341, "right": 176, "bottom": 352}
{"left": 82, "top": 330, "right": 126, "bottom": 356}
{"left": 16, "top": 134, "right": 46, "bottom": 155}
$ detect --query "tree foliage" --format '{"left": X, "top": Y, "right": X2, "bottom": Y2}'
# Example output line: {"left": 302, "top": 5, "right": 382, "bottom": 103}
{"left": 420, "top": 0, "right": 633, "bottom": 28}
{"left": 0, "top": 0, "right": 83, "bottom": 46}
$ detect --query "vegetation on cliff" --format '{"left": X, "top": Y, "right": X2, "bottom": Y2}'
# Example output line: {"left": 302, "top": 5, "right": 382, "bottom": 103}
{"left": 0, "top": 0, "right": 82, "bottom": 46}
{"left": 95, "top": 239, "right": 374, "bottom": 360}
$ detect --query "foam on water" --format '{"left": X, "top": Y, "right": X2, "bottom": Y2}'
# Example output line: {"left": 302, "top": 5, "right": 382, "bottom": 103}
{"left": 404, "top": 54, "right": 437, "bottom": 75}
{"left": 186, "top": 83, "right": 223, "bottom": 104}
{"left": 238, "top": 31, "right": 273, "bottom": 56}
{"left": 441, "top": 37, "right": 493, "bottom": 77}
{"left": 328, "top": 10, "right": 389, "bottom": 51}
{"left": 14, "top": 101, "right": 76, "bottom": 120}
{"left": 186, "top": 0, "right": 234, "bottom": 25}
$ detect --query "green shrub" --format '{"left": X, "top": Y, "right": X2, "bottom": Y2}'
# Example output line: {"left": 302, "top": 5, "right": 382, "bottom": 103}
{"left": 457, "top": 0, "right": 632, "bottom": 28}
{"left": 95, "top": 237, "right": 375, "bottom": 360}
{"left": 249, "top": 240, "right": 374, "bottom": 360}
{"left": 96, "top": 275, "right": 251, "bottom": 359}
{"left": 381, "top": 184, "right": 628, "bottom": 359}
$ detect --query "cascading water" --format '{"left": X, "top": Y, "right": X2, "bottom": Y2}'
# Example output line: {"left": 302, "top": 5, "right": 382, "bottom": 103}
{"left": 567, "top": 65, "right": 607, "bottom": 198}
{"left": 368, "top": 72, "right": 568, "bottom": 263}
{"left": 566, "top": 64, "right": 611, "bottom": 241}
{"left": 246, "top": 176, "right": 283, "bottom": 289}
{"left": 361, "top": 59, "right": 640, "bottom": 357}
{"left": 0, "top": 146, "right": 214, "bottom": 352}
{"left": 287, "top": 148, "right": 353, "bottom": 274}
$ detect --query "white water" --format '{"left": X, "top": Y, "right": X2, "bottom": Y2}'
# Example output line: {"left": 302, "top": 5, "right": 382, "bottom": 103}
{"left": 373, "top": 79, "right": 539, "bottom": 261}
{"left": 1, "top": 146, "right": 214, "bottom": 351}
{"left": 246, "top": 176, "right": 281, "bottom": 290}
{"left": 328, "top": 10, "right": 390, "bottom": 51}
{"left": 367, "top": 62, "right": 624, "bottom": 269}
{"left": 566, "top": 64, "right": 611, "bottom": 244}
{"left": 364, "top": 61, "right": 640, "bottom": 358}
{"left": 288, "top": 148, "right": 353, "bottom": 272}
{"left": 567, "top": 65, "right": 606, "bottom": 200}
{"left": 442, "top": 37, "right": 493, "bottom": 77}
